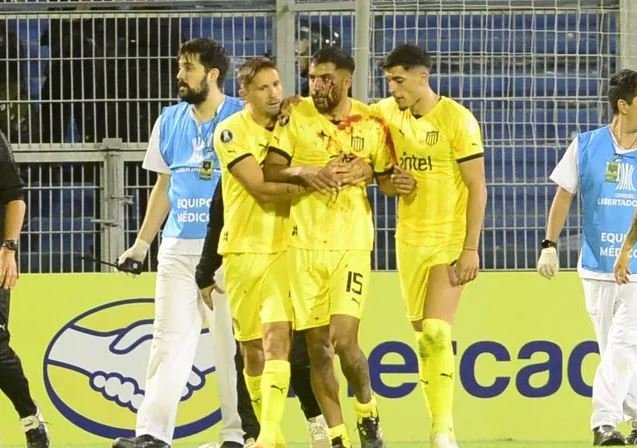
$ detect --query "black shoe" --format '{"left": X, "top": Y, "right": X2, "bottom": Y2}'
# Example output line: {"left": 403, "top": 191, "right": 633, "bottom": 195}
{"left": 357, "top": 416, "right": 385, "bottom": 448}
{"left": 627, "top": 430, "right": 637, "bottom": 445}
{"left": 593, "top": 425, "right": 626, "bottom": 446}
{"left": 330, "top": 436, "right": 346, "bottom": 448}
{"left": 21, "top": 414, "right": 49, "bottom": 448}
{"left": 112, "top": 434, "right": 170, "bottom": 448}
{"left": 220, "top": 443, "right": 244, "bottom": 448}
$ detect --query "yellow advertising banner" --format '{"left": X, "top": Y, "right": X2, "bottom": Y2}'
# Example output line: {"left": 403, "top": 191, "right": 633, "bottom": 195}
{"left": 0, "top": 272, "right": 597, "bottom": 446}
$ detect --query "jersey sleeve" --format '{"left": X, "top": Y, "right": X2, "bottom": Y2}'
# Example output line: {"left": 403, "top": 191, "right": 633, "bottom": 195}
{"left": 370, "top": 119, "right": 395, "bottom": 175}
{"left": 452, "top": 109, "right": 484, "bottom": 162}
{"left": 214, "top": 120, "right": 253, "bottom": 170}
{"left": 195, "top": 181, "right": 224, "bottom": 289}
{"left": 142, "top": 116, "right": 171, "bottom": 173}
{"left": 550, "top": 138, "right": 579, "bottom": 194}
{"left": 268, "top": 108, "right": 297, "bottom": 162}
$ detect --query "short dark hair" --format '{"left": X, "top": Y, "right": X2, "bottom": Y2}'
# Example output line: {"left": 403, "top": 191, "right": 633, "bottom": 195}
{"left": 237, "top": 57, "right": 277, "bottom": 88}
{"left": 608, "top": 69, "right": 637, "bottom": 114}
{"left": 310, "top": 46, "right": 355, "bottom": 74}
{"left": 178, "top": 38, "right": 230, "bottom": 89}
{"left": 381, "top": 44, "right": 432, "bottom": 71}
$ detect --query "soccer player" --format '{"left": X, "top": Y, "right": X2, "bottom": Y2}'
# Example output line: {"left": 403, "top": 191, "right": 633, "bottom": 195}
{"left": 196, "top": 56, "right": 330, "bottom": 448}
{"left": 111, "top": 38, "right": 243, "bottom": 448}
{"left": 263, "top": 46, "right": 391, "bottom": 448}
{"left": 372, "top": 44, "right": 487, "bottom": 448}
{"left": 540, "top": 69, "right": 637, "bottom": 446}
{"left": 0, "top": 129, "right": 49, "bottom": 448}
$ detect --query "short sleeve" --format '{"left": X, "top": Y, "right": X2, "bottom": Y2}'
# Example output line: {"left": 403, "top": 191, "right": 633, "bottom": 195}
{"left": 214, "top": 121, "right": 252, "bottom": 170}
{"left": 269, "top": 110, "right": 297, "bottom": 162}
{"left": 142, "top": 116, "right": 170, "bottom": 173}
{"left": 371, "top": 120, "right": 394, "bottom": 175}
{"left": 550, "top": 138, "right": 579, "bottom": 194}
{"left": 453, "top": 109, "right": 484, "bottom": 162}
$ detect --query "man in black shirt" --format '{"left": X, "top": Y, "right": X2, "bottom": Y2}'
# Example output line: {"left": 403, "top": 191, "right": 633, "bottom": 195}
{"left": 0, "top": 130, "right": 49, "bottom": 448}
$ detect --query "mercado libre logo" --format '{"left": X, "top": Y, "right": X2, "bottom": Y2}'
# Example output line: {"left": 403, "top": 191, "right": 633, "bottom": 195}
{"left": 43, "top": 298, "right": 221, "bottom": 439}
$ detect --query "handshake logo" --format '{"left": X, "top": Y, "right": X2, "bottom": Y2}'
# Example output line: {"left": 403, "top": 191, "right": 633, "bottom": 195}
{"left": 43, "top": 299, "right": 221, "bottom": 439}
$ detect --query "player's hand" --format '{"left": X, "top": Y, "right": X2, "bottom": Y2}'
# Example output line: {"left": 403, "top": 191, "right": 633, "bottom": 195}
{"left": 117, "top": 238, "right": 150, "bottom": 274}
{"left": 199, "top": 283, "right": 225, "bottom": 310}
{"left": 450, "top": 249, "right": 479, "bottom": 286}
{"left": 390, "top": 166, "right": 417, "bottom": 196}
{"left": 334, "top": 155, "right": 373, "bottom": 186}
{"left": 280, "top": 95, "right": 302, "bottom": 116}
{"left": 0, "top": 247, "right": 18, "bottom": 290}
{"left": 537, "top": 247, "right": 559, "bottom": 279}
{"left": 298, "top": 166, "right": 341, "bottom": 195}
{"left": 614, "top": 251, "right": 631, "bottom": 284}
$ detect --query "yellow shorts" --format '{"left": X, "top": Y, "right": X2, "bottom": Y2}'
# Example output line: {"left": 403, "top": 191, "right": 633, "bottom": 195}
{"left": 396, "top": 240, "right": 462, "bottom": 322}
{"left": 288, "top": 247, "right": 371, "bottom": 330}
{"left": 223, "top": 251, "right": 293, "bottom": 342}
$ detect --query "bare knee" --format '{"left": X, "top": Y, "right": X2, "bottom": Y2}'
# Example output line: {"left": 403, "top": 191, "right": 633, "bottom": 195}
{"left": 263, "top": 323, "right": 291, "bottom": 361}
{"left": 306, "top": 331, "right": 334, "bottom": 366}
{"left": 242, "top": 339, "right": 264, "bottom": 376}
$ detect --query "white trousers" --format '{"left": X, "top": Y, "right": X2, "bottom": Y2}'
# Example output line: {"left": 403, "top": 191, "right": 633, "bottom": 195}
{"left": 583, "top": 279, "right": 637, "bottom": 429}
{"left": 135, "top": 253, "right": 243, "bottom": 444}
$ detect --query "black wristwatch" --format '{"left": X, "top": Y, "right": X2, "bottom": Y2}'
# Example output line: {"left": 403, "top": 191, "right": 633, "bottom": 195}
{"left": 1, "top": 240, "right": 18, "bottom": 251}
{"left": 541, "top": 239, "right": 557, "bottom": 249}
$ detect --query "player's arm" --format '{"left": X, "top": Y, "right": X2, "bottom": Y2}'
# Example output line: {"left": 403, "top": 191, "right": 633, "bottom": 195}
{"left": 137, "top": 173, "right": 171, "bottom": 245}
{"left": 538, "top": 138, "right": 578, "bottom": 279}
{"left": 451, "top": 156, "right": 487, "bottom": 286}
{"left": 196, "top": 181, "right": 224, "bottom": 290}
{"left": 264, "top": 147, "right": 340, "bottom": 194}
{"left": 230, "top": 154, "right": 306, "bottom": 202}
{"left": 0, "top": 133, "right": 25, "bottom": 290}
{"left": 119, "top": 117, "right": 170, "bottom": 265}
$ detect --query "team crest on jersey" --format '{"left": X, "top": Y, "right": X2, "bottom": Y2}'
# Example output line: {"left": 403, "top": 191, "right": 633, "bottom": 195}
{"left": 220, "top": 130, "right": 233, "bottom": 143}
{"left": 351, "top": 136, "right": 365, "bottom": 152}
{"left": 278, "top": 114, "right": 290, "bottom": 126}
{"left": 425, "top": 131, "right": 439, "bottom": 146}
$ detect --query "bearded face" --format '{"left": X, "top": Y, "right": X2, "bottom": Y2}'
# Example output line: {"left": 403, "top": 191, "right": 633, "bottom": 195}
{"left": 309, "top": 62, "right": 350, "bottom": 114}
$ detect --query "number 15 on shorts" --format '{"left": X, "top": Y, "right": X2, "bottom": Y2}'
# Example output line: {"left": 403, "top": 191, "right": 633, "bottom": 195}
{"left": 346, "top": 271, "right": 363, "bottom": 295}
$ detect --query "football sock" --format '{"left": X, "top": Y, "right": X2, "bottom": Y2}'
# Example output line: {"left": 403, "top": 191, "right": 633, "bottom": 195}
{"left": 244, "top": 371, "right": 263, "bottom": 422}
{"left": 258, "top": 360, "right": 291, "bottom": 446}
{"left": 328, "top": 423, "right": 351, "bottom": 447}
{"left": 417, "top": 318, "right": 455, "bottom": 435}
{"left": 354, "top": 394, "right": 378, "bottom": 421}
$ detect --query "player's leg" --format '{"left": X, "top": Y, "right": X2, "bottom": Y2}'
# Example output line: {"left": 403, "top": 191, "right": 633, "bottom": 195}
{"left": 397, "top": 241, "right": 461, "bottom": 447}
{"left": 590, "top": 281, "right": 637, "bottom": 445}
{"left": 233, "top": 340, "right": 261, "bottom": 445}
{"left": 329, "top": 250, "right": 383, "bottom": 448}
{"left": 204, "top": 267, "right": 244, "bottom": 447}
{"left": 257, "top": 252, "right": 293, "bottom": 447}
{"left": 129, "top": 253, "right": 206, "bottom": 446}
{"left": 289, "top": 247, "right": 349, "bottom": 448}
{"left": 0, "top": 289, "right": 49, "bottom": 448}
{"left": 419, "top": 263, "right": 461, "bottom": 447}
{"left": 289, "top": 331, "right": 329, "bottom": 448}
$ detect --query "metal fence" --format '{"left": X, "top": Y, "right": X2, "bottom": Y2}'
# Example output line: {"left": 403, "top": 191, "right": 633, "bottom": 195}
{"left": 1, "top": 0, "right": 627, "bottom": 272}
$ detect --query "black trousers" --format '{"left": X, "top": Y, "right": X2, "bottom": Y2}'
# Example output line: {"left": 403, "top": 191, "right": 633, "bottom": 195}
{"left": 0, "top": 288, "right": 37, "bottom": 418}
{"left": 234, "top": 331, "right": 322, "bottom": 440}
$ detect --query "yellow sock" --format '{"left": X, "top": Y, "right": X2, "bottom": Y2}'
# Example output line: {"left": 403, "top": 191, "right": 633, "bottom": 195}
{"left": 244, "top": 371, "right": 263, "bottom": 422}
{"left": 328, "top": 424, "right": 351, "bottom": 447}
{"left": 418, "top": 319, "right": 455, "bottom": 435}
{"left": 354, "top": 394, "right": 378, "bottom": 421}
{"left": 258, "top": 360, "right": 291, "bottom": 446}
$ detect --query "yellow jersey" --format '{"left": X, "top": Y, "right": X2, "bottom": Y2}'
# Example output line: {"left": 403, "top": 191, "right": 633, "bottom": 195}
{"left": 270, "top": 97, "right": 393, "bottom": 251}
{"left": 214, "top": 109, "right": 288, "bottom": 254}
{"left": 371, "top": 96, "right": 484, "bottom": 247}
